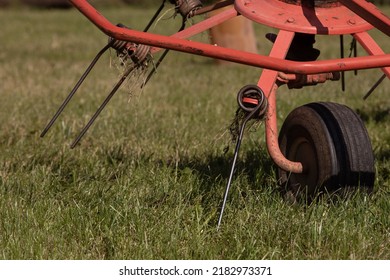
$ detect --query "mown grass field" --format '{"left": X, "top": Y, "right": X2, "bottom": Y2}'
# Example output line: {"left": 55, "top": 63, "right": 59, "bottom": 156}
{"left": 0, "top": 4, "right": 389, "bottom": 259}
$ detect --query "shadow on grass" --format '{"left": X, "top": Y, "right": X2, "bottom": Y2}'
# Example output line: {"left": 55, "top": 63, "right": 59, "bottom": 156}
{"left": 173, "top": 147, "right": 278, "bottom": 216}
{"left": 356, "top": 106, "right": 390, "bottom": 123}
{"left": 181, "top": 148, "right": 274, "bottom": 188}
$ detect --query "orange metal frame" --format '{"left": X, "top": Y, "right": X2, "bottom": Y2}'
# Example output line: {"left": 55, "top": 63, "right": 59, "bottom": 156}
{"left": 68, "top": 0, "right": 389, "bottom": 173}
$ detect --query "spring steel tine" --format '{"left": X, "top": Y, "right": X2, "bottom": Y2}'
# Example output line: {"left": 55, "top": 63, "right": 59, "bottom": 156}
{"left": 217, "top": 102, "right": 262, "bottom": 230}
{"left": 340, "top": 35, "right": 345, "bottom": 92}
{"left": 363, "top": 74, "right": 386, "bottom": 100}
{"left": 142, "top": 21, "right": 186, "bottom": 87}
{"left": 348, "top": 38, "right": 358, "bottom": 76}
{"left": 40, "top": 42, "right": 113, "bottom": 138}
{"left": 70, "top": 64, "right": 137, "bottom": 149}
{"left": 143, "top": 49, "right": 170, "bottom": 87}
{"left": 144, "top": 0, "right": 167, "bottom": 32}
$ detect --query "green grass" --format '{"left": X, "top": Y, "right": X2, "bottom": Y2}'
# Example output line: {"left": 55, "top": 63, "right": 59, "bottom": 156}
{"left": 0, "top": 5, "right": 389, "bottom": 259}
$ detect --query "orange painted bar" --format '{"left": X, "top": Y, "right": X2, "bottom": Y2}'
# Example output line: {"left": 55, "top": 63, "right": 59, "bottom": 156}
{"left": 69, "top": 0, "right": 390, "bottom": 75}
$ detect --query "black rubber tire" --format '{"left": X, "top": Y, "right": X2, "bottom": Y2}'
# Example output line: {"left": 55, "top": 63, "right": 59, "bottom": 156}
{"left": 278, "top": 102, "right": 375, "bottom": 202}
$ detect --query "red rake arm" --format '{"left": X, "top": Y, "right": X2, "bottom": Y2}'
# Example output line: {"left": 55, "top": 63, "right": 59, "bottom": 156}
{"left": 69, "top": 0, "right": 390, "bottom": 75}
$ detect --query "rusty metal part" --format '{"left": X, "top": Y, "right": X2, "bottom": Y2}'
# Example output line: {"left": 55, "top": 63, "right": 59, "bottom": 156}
{"left": 109, "top": 24, "right": 151, "bottom": 65}
{"left": 217, "top": 84, "right": 267, "bottom": 230}
{"left": 130, "top": 43, "right": 151, "bottom": 65}
{"left": 170, "top": 0, "right": 203, "bottom": 19}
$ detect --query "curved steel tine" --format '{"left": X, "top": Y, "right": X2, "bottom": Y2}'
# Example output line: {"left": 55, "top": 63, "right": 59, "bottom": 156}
{"left": 217, "top": 102, "right": 263, "bottom": 230}
{"left": 340, "top": 35, "right": 346, "bottom": 92}
{"left": 143, "top": 0, "right": 167, "bottom": 32}
{"left": 67, "top": 0, "right": 169, "bottom": 146}
{"left": 70, "top": 64, "right": 137, "bottom": 149}
{"left": 142, "top": 49, "right": 170, "bottom": 87}
{"left": 363, "top": 74, "right": 386, "bottom": 100}
{"left": 142, "top": 20, "right": 186, "bottom": 87}
{"left": 40, "top": 41, "right": 113, "bottom": 138}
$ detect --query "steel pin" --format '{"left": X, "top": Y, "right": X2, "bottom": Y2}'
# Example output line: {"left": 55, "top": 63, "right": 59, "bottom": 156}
{"left": 217, "top": 85, "right": 267, "bottom": 230}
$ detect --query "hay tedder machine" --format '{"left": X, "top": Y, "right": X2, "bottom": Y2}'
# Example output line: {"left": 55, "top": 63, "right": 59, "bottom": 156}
{"left": 41, "top": 0, "right": 389, "bottom": 226}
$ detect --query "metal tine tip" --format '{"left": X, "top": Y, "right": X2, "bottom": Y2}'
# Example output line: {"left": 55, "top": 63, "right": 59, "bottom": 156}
{"left": 40, "top": 42, "right": 113, "bottom": 138}
{"left": 70, "top": 64, "right": 137, "bottom": 149}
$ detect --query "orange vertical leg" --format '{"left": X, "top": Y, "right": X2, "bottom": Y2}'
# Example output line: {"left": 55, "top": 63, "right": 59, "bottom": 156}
{"left": 257, "top": 30, "right": 304, "bottom": 174}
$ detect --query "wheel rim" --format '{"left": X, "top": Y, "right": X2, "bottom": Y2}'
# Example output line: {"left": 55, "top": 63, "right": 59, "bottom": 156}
{"left": 287, "top": 136, "right": 318, "bottom": 191}
{"left": 278, "top": 102, "right": 375, "bottom": 202}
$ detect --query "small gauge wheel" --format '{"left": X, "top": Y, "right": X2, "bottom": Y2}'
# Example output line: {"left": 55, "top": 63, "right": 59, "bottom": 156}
{"left": 278, "top": 102, "right": 375, "bottom": 202}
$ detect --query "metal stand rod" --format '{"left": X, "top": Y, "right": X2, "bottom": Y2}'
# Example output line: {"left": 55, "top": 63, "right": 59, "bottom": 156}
{"left": 340, "top": 35, "right": 345, "bottom": 92}
{"left": 353, "top": 38, "right": 358, "bottom": 75}
{"left": 217, "top": 101, "right": 263, "bottom": 230}
{"left": 40, "top": 42, "right": 113, "bottom": 138}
